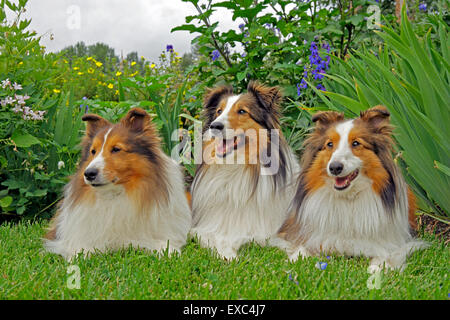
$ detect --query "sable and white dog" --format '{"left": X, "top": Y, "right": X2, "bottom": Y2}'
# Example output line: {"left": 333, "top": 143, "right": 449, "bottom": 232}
{"left": 190, "top": 81, "right": 300, "bottom": 260}
{"left": 44, "top": 108, "right": 191, "bottom": 260}
{"left": 275, "top": 106, "right": 427, "bottom": 272}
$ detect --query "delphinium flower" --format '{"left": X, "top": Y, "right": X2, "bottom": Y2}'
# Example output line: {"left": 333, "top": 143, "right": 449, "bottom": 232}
{"left": 238, "top": 23, "right": 245, "bottom": 31}
{"left": 419, "top": 3, "right": 427, "bottom": 11}
{"left": 316, "top": 84, "right": 326, "bottom": 91}
{"left": 296, "top": 79, "right": 308, "bottom": 96}
{"left": 166, "top": 44, "right": 174, "bottom": 52}
{"left": 297, "top": 41, "right": 331, "bottom": 95}
{"left": 211, "top": 50, "right": 220, "bottom": 61}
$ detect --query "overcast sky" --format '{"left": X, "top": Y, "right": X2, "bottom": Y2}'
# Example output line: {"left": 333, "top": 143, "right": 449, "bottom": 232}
{"left": 13, "top": 0, "right": 238, "bottom": 62}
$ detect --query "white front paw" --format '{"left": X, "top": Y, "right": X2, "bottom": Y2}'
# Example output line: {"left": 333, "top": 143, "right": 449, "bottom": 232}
{"left": 288, "top": 246, "right": 310, "bottom": 262}
{"left": 216, "top": 247, "right": 237, "bottom": 261}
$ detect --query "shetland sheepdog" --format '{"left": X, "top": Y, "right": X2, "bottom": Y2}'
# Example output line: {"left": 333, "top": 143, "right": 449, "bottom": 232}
{"left": 190, "top": 81, "right": 300, "bottom": 260}
{"left": 44, "top": 108, "right": 191, "bottom": 260}
{"left": 276, "top": 106, "right": 427, "bottom": 272}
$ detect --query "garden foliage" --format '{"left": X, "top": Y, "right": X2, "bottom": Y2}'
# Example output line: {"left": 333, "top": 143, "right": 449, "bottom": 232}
{"left": 0, "top": 0, "right": 448, "bottom": 221}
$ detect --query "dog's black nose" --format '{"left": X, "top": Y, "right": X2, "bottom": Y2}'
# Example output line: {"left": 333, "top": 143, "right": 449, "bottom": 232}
{"left": 210, "top": 122, "right": 224, "bottom": 131}
{"left": 329, "top": 162, "right": 343, "bottom": 176}
{"left": 84, "top": 168, "right": 98, "bottom": 181}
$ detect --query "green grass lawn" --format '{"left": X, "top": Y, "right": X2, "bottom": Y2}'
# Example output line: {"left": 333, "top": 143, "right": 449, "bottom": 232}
{"left": 0, "top": 220, "right": 448, "bottom": 300}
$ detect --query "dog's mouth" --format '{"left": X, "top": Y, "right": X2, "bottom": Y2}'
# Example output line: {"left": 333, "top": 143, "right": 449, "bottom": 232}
{"left": 90, "top": 183, "right": 109, "bottom": 187}
{"left": 215, "top": 135, "right": 245, "bottom": 158}
{"left": 87, "top": 177, "right": 118, "bottom": 188}
{"left": 334, "top": 169, "right": 359, "bottom": 190}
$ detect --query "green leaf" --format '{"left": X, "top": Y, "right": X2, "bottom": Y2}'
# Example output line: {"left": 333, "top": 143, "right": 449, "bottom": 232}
{"left": 171, "top": 24, "right": 204, "bottom": 34}
{"left": 16, "top": 206, "right": 26, "bottom": 215}
{"left": 0, "top": 196, "right": 12, "bottom": 208}
{"left": 236, "top": 71, "right": 246, "bottom": 81}
{"left": 434, "top": 161, "right": 450, "bottom": 177}
{"left": 0, "top": 155, "right": 7, "bottom": 169}
{"left": 11, "top": 131, "right": 41, "bottom": 148}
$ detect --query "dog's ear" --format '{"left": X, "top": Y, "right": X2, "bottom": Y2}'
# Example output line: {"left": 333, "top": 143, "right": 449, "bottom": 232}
{"left": 121, "top": 108, "right": 152, "bottom": 132}
{"left": 203, "top": 85, "right": 233, "bottom": 111}
{"left": 82, "top": 114, "right": 111, "bottom": 138}
{"left": 359, "top": 105, "right": 393, "bottom": 138}
{"left": 360, "top": 105, "right": 390, "bottom": 126}
{"left": 311, "top": 111, "right": 344, "bottom": 132}
{"left": 247, "top": 81, "right": 283, "bottom": 112}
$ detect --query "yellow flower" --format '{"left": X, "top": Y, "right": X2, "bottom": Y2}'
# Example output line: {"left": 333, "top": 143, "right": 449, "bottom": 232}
{"left": 131, "top": 61, "right": 136, "bottom": 66}
{"left": 107, "top": 83, "right": 114, "bottom": 89}
{"left": 98, "top": 81, "right": 103, "bottom": 85}
{"left": 88, "top": 68, "right": 94, "bottom": 74}
{"left": 115, "top": 90, "right": 119, "bottom": 95}
{"left": 63, "top": 59, "right": 68, "bottom": 64}
{"left": 150, "top": 63, "right": 156, "bottom": 69}
{"left": 73, "top": 67, "right": 79, "bottom": 71}
{"left": 18, "top": 61, "right": 23, "bottom": 66}
{"left": 116, "top": 71, "right": 122, "bottom": 77}
{"left": 77, "top": 72, "right": 84, "bottom": 76}
{"left": 130, "top": 71, "right": 138, "bottom": 77}
{"left": 87, "top": 57, "right": 93, "bottom": 61}
{"left": 53, "top": 89, "right": 61, "bottom": 93}
{"left": 96, "top": 61, "right": 103, "bottom": 68}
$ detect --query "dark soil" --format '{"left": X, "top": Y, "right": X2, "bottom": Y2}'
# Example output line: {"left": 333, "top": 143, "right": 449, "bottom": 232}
{"left": 418, "top": 214, "right": 450, "bottom": 245}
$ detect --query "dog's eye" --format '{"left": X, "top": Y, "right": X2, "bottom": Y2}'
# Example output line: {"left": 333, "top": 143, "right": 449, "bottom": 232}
{"left": 111, "top": 147, "right": 121, "bottom": 153}
{"left": 217, "top": 109, "right": 222, "bottom": 115}
{"left": 91, "top": 149, "right": 96, "bottom": 155}
{"left": 352, "top": 141, "right": 360, "bottom": 147}
{"left": 327, "top": 142, "right": 333, "bottom": 148}
{"left": 238, "top": 109, "right": 246, "bottom": 115}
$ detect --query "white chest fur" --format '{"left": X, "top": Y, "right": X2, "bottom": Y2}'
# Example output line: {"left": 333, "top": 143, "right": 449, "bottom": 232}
{"left": 44, "top": 156, "right": 191, "bottom": 260}
{"left": 191, "top": 158, "right": 299, "bottom": 259}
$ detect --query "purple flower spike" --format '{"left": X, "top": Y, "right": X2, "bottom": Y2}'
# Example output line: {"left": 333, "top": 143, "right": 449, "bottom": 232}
{"left": 419, "top": 3, "right": 427, "bottom": 11}
{"left": 166, "top": 44, "right": 174, "bottom": 52}
{"left": 211, "top": 50, "right": 220, "bottom": 61}
{"left": 316, "top": 84, "right": 326, "bottom": 91}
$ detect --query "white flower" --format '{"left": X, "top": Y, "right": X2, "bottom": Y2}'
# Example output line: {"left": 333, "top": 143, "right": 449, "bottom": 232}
{"left": 23, "top": 106, "right": 31, "bottom": 115}
{"left": 12, "top": 105, "right": 23, "bottom": 113}
{"left": 4, "top": 96, "right": 15, "bottom": 105}
{"left": 57, "top": 161, "right": 65, "bottom": 169}
{"left": 1, "top": 78, "right": 10, "bottom": 89}
{"left": 0, "top": 99, "right": 7, "bottom": 107}
{"left": 31, "top": 111, "right": 41, "bottom": 120}
{"left": 15, "top": 94, "right": 26, "bottom": 105}
{"left": 12, "top": 82, "right": 22, "bottom": 90}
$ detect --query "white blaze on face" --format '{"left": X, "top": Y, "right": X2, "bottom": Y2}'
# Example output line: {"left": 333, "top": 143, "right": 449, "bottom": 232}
{"left": 327, "top": 120, "right": 362, "bottom": 177}
{"left": 214, "top": 95, "right": 240, "bottom": 129}
{"left": 84, "top": 127, "right": 112, "bottom": 183}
